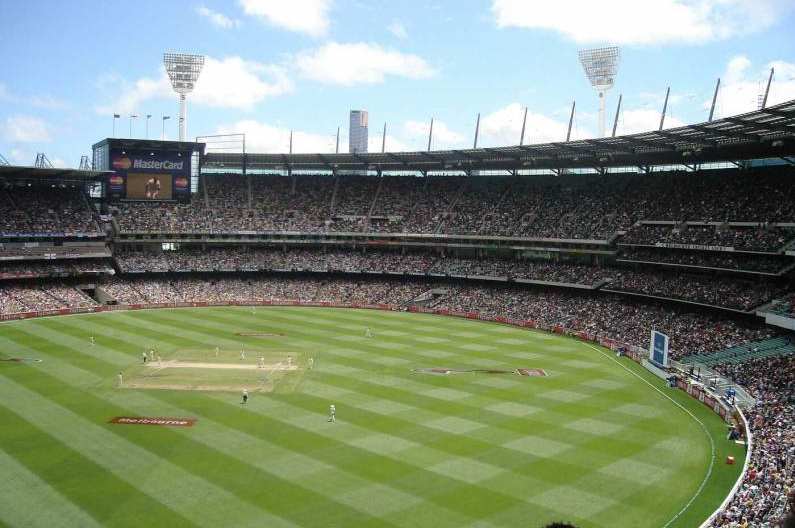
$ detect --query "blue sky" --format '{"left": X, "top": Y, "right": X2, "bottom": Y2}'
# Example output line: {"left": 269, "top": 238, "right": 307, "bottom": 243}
{"left": 1, "top": 0, "right": 794, "bottom": 167}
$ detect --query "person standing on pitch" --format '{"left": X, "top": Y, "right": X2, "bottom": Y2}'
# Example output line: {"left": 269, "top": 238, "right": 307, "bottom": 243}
{"left": 240, "top": 347, "right": 246, "bottom": 360}
{"left": 148, "top": 349, "right": 155, "bottom": 362}
{"left": 241, "top": 389, "right": 248, "bottom": 405}
{"left": 215, "top": 346, "right": 220, "bottom": 358}
{"left": 328, "top": 404, "right": 336, "bottom": 423}
{"left": 117, "top": 372, "right": 123, "bottom": 387}
{"left": 142, "top": 351, "right": 147, "bottom": 364}
{"left": 90, "top": 336, "right": 95, "bottom": 346}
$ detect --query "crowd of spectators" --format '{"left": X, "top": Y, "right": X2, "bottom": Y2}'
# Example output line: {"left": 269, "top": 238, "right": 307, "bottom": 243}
{"left": 115, "top": 247, "right": 791, "bottom": 310}
{"left": 0, "top": 259, "right": 113, "bottom": 279}
{"left": 0, "top": 283, "right": 96, "bottom": 313}
{"left": 99, "top": 276, "right": 433, "bottom": 307}
{"left": 112, "top": 167, "right": 795, "bottom": 239}
{"left": 606, "top": 268, "right": 787, "bottom": 311}
{"left": 769, "top": 294, "right": 795, "bottom": 318}
{"left": 115, "top": 247, "right": 611, "bottom": 285}
{"left": 710, "top": 356, "right": 794, "bottom": 527}
{"left": 620, "top": 224, "right": 793, "bottom": 252}
{"left": 0, "top": 186, "right": 101, "bottom": 236}
{"left": 618, "top": 249, "right": 787, "bottom": 274}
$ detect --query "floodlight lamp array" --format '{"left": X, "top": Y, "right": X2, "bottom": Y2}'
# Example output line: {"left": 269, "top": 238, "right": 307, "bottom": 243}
{"left": 578, "top": 47, "right": 620, "bottom": 90}
{"left": 163, "top": 53, "right": 205, "bottom": 94}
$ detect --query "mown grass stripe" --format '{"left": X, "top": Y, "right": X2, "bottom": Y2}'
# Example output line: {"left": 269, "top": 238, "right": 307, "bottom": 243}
{"left": 0, "top": 373, "right": 305, "bottom": 528}
{"left": 0, "top": 446, "right": 105, "bottom": 528}
{"left": 0, "top": 403, "right": 195, "bottom": 528}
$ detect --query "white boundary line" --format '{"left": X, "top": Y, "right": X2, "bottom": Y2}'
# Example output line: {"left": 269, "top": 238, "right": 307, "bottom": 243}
{"left": 580, "top": 342, "right": 716, "bottom": 528}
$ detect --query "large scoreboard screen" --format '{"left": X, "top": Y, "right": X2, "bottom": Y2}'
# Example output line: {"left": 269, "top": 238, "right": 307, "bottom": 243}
{"left": 107, "top": 149, "right": 190, "bottom": 201}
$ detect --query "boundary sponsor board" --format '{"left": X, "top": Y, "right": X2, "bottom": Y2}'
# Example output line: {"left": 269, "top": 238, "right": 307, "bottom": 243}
{"left": 649, "top": 330, "right": 670, "bottom": 368}
{"left": 109, "top": 416, "right": 196, "bottom": 427}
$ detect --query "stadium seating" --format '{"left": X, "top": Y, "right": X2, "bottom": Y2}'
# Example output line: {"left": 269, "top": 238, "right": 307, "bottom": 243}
{"left": 112, "top": 167, "right": 795, "bottom": 239}
{"left": 709, "top": 355, "right": 795, "bottom": 527}
{"left": 0, "top": 185, "right": 102, "bottom": 236}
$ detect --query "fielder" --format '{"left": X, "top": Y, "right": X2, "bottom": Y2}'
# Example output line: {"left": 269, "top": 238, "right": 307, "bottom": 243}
{"left": 328, "top": 404, "right": 336, "bottom": 423}
{"left": 365, "top": 327, "right": 373, "bottom": 338}
{"left": 117, "top": 372, "right": 123, "bottom": 387}
{"left": 241, "top": 389, "right": 248, "bottom": 405}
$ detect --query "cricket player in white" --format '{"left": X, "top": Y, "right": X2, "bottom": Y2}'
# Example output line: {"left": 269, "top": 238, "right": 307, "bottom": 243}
{"left": 365, "top": 327, "right": 373, "bottom": 338}
{"left": 308, "top": 357, "right": 314, "bottom": 370}
{"left": 328, "top": 404, "right": 336, "bottom": 423}
{"left": 90, "top": 336, "right": 95, "bottom": 346}
{"left": 142, "top": 351, "right": 147, "bottom": 364}
{"left": 148, "top": 349, "right": 155, "bottom": 362}
{"left": 117, "top": 372, "right": 123, "bottom": 387}
{"left": 240, "top": 347, "right": 246, "bottom": 360}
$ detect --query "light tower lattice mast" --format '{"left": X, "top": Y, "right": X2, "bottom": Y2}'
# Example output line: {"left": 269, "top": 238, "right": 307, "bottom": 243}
{"left": 163, "top": 53, "right": 205, "bottom": 141}
{"left": 578, "top": 47, "right": 620, "bottom": 138}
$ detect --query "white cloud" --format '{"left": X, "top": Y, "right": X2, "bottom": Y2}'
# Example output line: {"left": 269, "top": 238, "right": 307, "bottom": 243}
{"left": 368, "top": 131, "right": 410, "bottom": 153}
{"left": 193, "top": 58, "right": 293, "bottom": 108}
{"left": 239, "top": 0, "right": 331, "bottom": 37}
{"left": 296, "top": 42, "right": 435, "bottom": 86}
{"left": 215, "top": 120, "right": 338, "bottom": 153}
{"left": 615, "top": 108, "right": 686, "bottom": 135}
{"left": 197, "top": 6, "right": 240, "bottom": 28}
{"left": 491, "top": 0, "right": 788, "bottom": 45}
{"left": 482, "top": 103, "right": 596, "bottom": 144}
{"left": 2, "top": 115, "right": 52, "bottom": 143}
{"left": 711, "top": 55, "right": 795, "bottom": 118}
{"left": 95, "top": 56, "right": 293, "bottom": 114}
{"left": 403, "top": 119, "right": 465, "bottom": 150}
{"left": 387, "top": 20, "right": 408, "bottom": 39}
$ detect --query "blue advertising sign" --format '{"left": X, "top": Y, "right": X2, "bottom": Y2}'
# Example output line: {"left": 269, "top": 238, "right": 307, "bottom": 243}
{"left": 649, "top": 330, "right": 669, "bottom": 368}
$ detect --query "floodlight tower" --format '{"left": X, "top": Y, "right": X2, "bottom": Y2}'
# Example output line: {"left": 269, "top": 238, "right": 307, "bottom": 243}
{"left": 578, "top": 47, "right": 620, "bottom": 138}
{"left": 163, "top": 53, "right": 205, "bottom": 141}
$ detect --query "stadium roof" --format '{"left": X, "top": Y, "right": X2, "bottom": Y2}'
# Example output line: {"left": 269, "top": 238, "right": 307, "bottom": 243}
{"left": 0, "top": 166, "right": 111, "bottom": 184}
{"left": 92, "top": 138, "right": 205, "bottom": 153}
{"left": 203, "top": 99, "right": 795, "bottom": 173}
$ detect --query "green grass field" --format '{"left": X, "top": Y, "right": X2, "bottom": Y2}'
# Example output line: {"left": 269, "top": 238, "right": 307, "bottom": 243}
{"left": 0, "top": 306, "right": 744, "bottom": 528}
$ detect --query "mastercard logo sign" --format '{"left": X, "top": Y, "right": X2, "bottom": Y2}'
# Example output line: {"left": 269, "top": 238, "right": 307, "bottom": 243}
{"left": 109, "top": 175, "right": 124, "bottom": 186}
{"left": 112, "top": 157, "right": 132, "bottom": 170}
{"left": 175, "top": 177, "right": 189, "bottom": 189}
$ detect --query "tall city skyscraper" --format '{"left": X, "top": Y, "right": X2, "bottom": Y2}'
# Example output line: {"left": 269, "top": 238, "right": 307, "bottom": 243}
{"left": 349, "top": 110, "right": 368, "bottom": 153}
